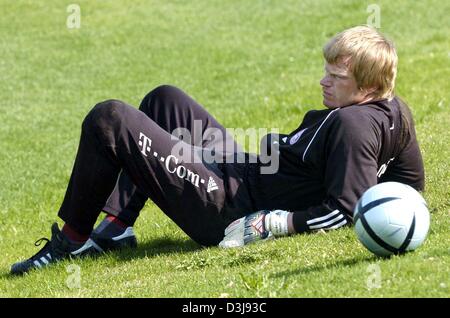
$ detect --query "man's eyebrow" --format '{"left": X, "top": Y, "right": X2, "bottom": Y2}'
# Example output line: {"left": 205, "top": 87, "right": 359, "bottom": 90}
{"left": 325, "top": 67, "right": 348, "bottom": 78}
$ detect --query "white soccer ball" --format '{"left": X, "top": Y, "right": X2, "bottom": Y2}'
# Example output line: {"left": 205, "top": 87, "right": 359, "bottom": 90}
{"left": 353, "top": 182, "right": 430, "bottom": 257}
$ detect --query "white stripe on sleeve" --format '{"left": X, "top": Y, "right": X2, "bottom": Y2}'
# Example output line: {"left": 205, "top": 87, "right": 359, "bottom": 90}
{"left": 309, "top": 214, "right": 344, "bottom": 229}
{"left": 324, "top": 219, "right": 348, "bottom": 230}
{"left": 307, "top": 209, "right": 340, "bottom": 225}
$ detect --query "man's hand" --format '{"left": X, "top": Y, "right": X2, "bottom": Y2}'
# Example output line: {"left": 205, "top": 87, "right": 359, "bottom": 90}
{"left": 219, "top": 210, "right": 290, "bottom": 248}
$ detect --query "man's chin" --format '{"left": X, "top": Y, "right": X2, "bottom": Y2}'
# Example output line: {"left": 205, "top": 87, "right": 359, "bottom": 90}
{"left": 322, "top": 99, "right": 338, "bottom": 109}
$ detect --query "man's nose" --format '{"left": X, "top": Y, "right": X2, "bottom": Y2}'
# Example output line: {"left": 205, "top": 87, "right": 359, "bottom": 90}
{"left": 320, "top": 76, "right": 330, "bottom": 87}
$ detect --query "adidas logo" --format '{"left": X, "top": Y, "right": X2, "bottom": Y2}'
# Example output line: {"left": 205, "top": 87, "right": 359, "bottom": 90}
{"left": 207, "top": 176, "right": 218, "bottom": 193}
{"left": 250, "top": 214, "right": 265, "bottom": 235}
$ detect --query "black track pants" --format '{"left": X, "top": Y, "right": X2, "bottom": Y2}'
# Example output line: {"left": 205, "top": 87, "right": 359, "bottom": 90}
{"left": 102, "top": 85, "right": 242, "bottom": 226}
{"left": 57, "top": 85, "right": 252, "bottom": 246}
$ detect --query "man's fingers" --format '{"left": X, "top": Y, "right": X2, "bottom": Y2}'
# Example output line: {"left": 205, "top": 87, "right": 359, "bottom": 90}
{"left": 220, "top": 217, "right": 247, "bottom": 248}
{"left": 219, "top": 238, "right": 243, "bottom": 248}
{"left": 219, "top": 229, "right": 244, "bottom": 248}
{"left": 224, "top": 217, "right": 245, "bottom": 236}
{"left": 221, "top": 211, "right": 272, "bottom": 248}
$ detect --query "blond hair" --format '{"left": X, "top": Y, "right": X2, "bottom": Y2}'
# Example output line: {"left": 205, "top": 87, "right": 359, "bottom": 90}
{"left": 323, "top": 25, "right": 398, "bottom": 100}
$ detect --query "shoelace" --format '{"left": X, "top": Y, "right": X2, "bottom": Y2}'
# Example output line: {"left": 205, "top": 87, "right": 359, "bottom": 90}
{"left": 34, "top": 238, "right": 50, "bottom": 247}
{"left": 28, "top": 238, "right": 52, "bottom": 261}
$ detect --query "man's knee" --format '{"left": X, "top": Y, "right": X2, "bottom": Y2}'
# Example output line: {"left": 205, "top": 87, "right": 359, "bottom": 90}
{"left": 139, "top": 84, "right": 185, "bottom": 111}
{"left": 82, "top": 99, "right": 128, "bottom": 131}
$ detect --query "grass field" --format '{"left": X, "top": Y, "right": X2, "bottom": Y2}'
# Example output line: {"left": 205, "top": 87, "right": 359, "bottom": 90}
{"left": 0, "top": 0, "right": 449, "bottom": 298}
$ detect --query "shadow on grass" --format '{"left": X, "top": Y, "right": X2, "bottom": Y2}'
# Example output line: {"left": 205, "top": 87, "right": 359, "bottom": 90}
{"left": 108, "top": 237, "right": 202, "bottom": 262}
{"left": 271, "top": 255, "right": 377, "bottom": 279}
{"left": 0, "top": 237, "right": 202, "bottom": 279}
{"left": 0, "top": 272, "right": 22, "bottom": 280}
{"left": 274, "top": 245, "right": 450, "bottom": 279}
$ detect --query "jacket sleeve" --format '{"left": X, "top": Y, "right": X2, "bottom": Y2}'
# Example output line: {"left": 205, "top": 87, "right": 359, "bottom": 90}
{"left": 292, "top": 111, "right": 380, "bottom": 233}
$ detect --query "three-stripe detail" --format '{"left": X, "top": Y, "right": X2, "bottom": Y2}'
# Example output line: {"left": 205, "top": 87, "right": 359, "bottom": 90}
{"left": 33, "top": 253, "right": 52, "bottom": 268}
{"left": 307, "top": 209, "right": 348, "bottom": 230}
{"left": 31, "top": 239, "right": 104, "bottom": 269}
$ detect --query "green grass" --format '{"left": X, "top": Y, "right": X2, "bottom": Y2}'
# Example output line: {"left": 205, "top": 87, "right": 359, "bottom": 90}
{"left": 0, "top": 0, "right": 449, "bottom": 297}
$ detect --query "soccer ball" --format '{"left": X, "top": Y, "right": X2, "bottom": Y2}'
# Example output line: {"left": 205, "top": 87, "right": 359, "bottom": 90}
{"left": 353, "top": 182, "right": 430, "bottom": 257}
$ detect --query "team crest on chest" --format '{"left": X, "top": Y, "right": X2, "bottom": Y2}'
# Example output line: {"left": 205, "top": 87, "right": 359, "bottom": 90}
{"left": 290, "top": 128, "right": 307, "bottom": 145}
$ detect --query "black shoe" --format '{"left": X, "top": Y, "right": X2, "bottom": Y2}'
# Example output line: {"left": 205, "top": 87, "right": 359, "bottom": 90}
{"left": 90, "top": 217, "right": 137, "bottom": 252}
{"left": 10, "top": 223, "right": 101, "bottom": 275}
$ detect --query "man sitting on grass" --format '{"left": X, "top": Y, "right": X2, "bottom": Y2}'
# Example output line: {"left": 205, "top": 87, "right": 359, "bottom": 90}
{"left": 11, "top": 25, "right": 424, "bottom": 274}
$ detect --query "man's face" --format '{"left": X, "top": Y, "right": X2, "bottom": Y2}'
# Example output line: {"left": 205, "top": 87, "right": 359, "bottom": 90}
{"left": 320, "top": 58, "right": 372, "bottom": 108}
